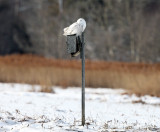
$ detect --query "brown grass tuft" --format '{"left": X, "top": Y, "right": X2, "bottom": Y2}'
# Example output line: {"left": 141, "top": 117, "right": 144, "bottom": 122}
{"left": 0, "top": 54, "right": 160, "bottom": 96}
{"left": 39, "top": 85, "right": 54, "bottom": 93}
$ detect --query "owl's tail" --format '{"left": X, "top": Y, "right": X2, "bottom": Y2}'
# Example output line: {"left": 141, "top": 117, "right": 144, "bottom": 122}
{"left": 63, "top": 27, "right": 69, "bottom": 36}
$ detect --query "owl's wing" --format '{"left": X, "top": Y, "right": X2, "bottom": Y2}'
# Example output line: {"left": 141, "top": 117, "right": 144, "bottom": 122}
{"left": 63, "top": 22, "right": 79, "bottom": 36}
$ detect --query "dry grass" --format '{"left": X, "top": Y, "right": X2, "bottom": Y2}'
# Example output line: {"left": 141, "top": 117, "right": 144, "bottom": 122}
{"left": 0, "top": 54, "right": 160, "bottom": 96}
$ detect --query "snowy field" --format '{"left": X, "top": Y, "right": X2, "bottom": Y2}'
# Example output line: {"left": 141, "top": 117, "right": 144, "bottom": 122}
{"left": 0, "top": 83, "right": 160, "bottom": 132}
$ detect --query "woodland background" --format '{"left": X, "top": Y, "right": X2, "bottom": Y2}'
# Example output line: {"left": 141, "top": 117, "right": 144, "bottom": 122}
{"left": 0, "top": 0, "right": 160, "bottom": 62}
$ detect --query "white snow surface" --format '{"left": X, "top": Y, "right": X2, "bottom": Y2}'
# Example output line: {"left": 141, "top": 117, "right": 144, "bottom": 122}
{"left": 0, "top": 83, "right": 160, "bottom": 132}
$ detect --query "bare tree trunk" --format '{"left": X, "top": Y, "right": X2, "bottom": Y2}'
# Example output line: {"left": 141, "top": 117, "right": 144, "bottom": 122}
{"left": 14, "top": 0, "right": 20, "bottom": 16}
{"left": 38, "top": 0, "right": 49, "bottom": 56}
{"left": 57, "top": 0, "right": 63, "bottom": 58}
{"left": 106, "top": 0, "right": 114, "bottom": 60}
{"left": 125, "top": 0, "right": 135, "bottom": 61}
{"left": 58, "top": 0, "right": 63, "bottom": 13}
{"left": 135, "top": 13, "right": 143, "bottom": 62}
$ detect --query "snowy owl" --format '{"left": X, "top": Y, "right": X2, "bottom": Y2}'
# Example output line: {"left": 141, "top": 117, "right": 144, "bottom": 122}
{"left": 63, "top": 18, "right": 86, "bottom": 36}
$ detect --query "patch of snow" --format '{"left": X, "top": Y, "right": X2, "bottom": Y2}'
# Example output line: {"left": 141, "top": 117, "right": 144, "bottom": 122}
{"left": 0, "top": 83, "right": 159, "bottom": 131}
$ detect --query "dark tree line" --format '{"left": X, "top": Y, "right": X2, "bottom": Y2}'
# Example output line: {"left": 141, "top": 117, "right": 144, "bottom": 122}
{"left": 0, "top": 0, "right": 160, "bottom": 62}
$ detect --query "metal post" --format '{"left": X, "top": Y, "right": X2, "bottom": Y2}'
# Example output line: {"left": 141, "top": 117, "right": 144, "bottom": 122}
{"left": 81, "top": 32, "right": 85, "bottom": 126}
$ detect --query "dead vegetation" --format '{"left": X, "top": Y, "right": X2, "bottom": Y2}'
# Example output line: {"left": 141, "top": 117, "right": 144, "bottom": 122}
{"left": 0, "top": 54, "right": 160, "bottom": 96}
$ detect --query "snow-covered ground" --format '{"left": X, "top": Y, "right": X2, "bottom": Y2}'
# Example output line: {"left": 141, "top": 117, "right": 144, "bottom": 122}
{"left": 0, "top": 83, "right": 160, "bottom": 132}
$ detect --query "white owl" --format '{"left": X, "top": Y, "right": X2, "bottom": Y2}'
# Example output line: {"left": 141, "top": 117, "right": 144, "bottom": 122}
{"left": 63, "top": 18, "right": 86, "bottom": 36}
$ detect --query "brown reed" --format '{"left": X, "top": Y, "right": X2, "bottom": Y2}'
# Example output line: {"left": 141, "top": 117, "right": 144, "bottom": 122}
{"left": 0, "top": 54, "right": 160, "bottom": 96}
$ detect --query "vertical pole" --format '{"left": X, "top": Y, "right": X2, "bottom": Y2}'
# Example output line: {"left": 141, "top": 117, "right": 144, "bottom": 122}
{"left": 81, "top": 32, "right": 85, "bottom": 126}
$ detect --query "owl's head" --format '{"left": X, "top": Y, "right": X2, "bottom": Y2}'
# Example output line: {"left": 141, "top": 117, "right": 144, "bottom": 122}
{"left": 77, "top": 18, "right": 86, "bottom": 31}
